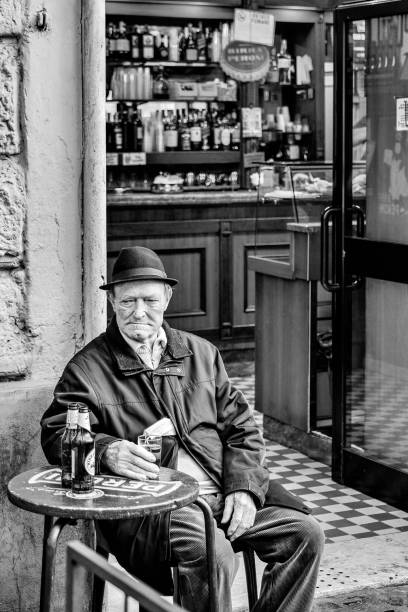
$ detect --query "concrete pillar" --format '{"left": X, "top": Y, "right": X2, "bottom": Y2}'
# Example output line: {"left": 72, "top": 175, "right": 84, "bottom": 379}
{"left": 82, "top": 0, "right": 107, "bottom": 343}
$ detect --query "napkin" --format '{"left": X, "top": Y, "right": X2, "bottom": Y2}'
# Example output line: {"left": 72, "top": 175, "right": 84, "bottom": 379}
{"left": 144, "top": 417, "right": 176, "bottom": 437}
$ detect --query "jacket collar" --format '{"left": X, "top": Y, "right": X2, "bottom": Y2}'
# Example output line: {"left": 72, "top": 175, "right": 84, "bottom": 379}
{"left": 106, "top": 317, "right": 192, "bottom": 373}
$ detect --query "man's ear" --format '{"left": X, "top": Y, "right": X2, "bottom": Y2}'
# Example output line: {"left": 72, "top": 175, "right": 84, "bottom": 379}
{"left": 107, "top": 290, "right": 116, "bottom": 310}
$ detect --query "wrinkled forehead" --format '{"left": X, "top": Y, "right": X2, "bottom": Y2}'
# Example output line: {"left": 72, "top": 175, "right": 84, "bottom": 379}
{"left": 112, "top": 280, "right": 167, "bottom": 299}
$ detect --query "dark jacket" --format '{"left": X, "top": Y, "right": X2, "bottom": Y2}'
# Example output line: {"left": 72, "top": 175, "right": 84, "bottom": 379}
{"left": 41, "top": 318, "right": 308, "bottom": 591}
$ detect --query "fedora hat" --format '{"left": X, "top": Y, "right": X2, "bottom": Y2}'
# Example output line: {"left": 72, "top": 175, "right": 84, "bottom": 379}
{"left": 99, "top": 246, "right": 178, "bottom": 290}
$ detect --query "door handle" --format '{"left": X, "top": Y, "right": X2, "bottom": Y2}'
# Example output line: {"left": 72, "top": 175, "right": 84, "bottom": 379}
{"left": 320, "top": 206, "right": 341, "bottom": 292}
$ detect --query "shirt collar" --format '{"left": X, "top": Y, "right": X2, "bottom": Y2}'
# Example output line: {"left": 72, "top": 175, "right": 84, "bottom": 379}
{"left": 119, "top": 325, "right": 167, "bottom": 356}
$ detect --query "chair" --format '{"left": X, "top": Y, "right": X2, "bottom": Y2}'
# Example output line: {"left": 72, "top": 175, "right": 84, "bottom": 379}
{"left": 91, "top": 499, "right": 258, "bottom": 612}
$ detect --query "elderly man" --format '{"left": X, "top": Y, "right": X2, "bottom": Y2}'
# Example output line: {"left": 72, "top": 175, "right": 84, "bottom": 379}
{"left": 41, "top": 246, "right": 324, "bottom": 612}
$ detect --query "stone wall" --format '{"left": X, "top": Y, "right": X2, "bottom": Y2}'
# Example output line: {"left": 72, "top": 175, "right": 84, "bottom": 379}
{"left": 0, "top": 1, "right": 85, "bottom": 610}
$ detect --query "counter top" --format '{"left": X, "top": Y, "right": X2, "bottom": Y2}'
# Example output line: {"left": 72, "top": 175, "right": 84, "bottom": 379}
{"left": 287, "top": 221, "right": 321, "bottom": 233}
{"left": 107, "top": 190, "right": 260, "bottom": 207}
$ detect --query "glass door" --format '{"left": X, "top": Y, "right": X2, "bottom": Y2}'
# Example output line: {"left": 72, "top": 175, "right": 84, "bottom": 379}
{"left": 328, "top": 0, "right": 408, "bottom": 508}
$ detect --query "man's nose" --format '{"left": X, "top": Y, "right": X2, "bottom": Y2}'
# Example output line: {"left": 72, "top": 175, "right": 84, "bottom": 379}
{"left": 132, "top": 299, "right": 146, "bottom": 317}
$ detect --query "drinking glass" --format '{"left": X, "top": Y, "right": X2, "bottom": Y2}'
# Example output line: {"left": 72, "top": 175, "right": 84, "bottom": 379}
{"left": 137, "top": 434, "right": 162, "bottom": 467}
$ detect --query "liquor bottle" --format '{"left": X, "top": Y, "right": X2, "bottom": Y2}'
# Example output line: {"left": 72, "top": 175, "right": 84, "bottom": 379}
{"left": 266, "top": 47, "right": 279, "bottom": 84}
{"left": 201, "top": 110, "right": 210, "bottom": 151}
{"left": 220, "top": 114, "right": 232, "bottom": 150}
{"left": 221, "top": 22, "right": 230, "bottom": 51}
{"left": 212, "top": 110, "right": 222, "bottom": 150}
{"left": 185, "top": 26, "right": 198, "bottom": 62}
{"left": 209, "top": 27, "right": 221, "bottom": 62}
{"left": 230, "top": 109, "right": 241, "bottom": 151}
{"left": 133, "top": 109, "right": 144, "bottom": 151}
{"left": 180, "top": 110, "right": 192, "bottom": 151}
{"left": 116, "top": 21, "right": 131, "bottom": 59}
{"left": 113, "top": 112, "right": 123, "bottom": 151}
{"left": 106, "top": 22, "right": 115, "bottom": 58}
{"left": 106, "top": 113, "right": 115, "bottom": 152}
{"left": 122, "top": 108, "right": 133, "bottom": 151}
{"left": 131, "top": 25, "right": 141, "bottom": 61}
{"left": 196, "top": 22, "right": 207, "bottom": 62}
{"left": 152, "top": 65, "right": 169, "bottom": 99}
{"left": 190, "top": 111, "right": 202, "bottom": 150}
{"left": 71, "top": 405, "right": 95, "bottom": 495}
{"left": 278, "top": 39, "right": 292, "bottom": 85}
{"left": 154, "top": 110, "right": 165, "bottom": 152}
{"left": 61, "top": 403, "right": 79, "bottom": 489}
{"left": 168, "top": 28, "right": 179, "bottom": 62}
{"left": 158, "top": 34, "right": 169, "bottom": 61}
{"left": 164, "top": 110, "right": 179, "bottom": 151}
{"left": 179, "top": 27, "right": 188, "bottom": 61}
{"left": 142, "top": 26, "right": 155, "bottom": 60}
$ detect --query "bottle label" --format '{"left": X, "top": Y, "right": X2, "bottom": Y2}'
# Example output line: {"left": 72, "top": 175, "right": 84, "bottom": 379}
{"left": 186, "top": 48, "right": 198, "bottom": 62}
{"left": 165, "top": 129, "right": 178, "bottom": 149}
{"left": 190, "top": 127, "right": 202, "bottom": 143}
{"left": 84, "top": 448, "right": 95, "bottom": 475}
{"left": 116, "top": 39, "right": 130, "bottom": 53}
{"left": 278, "top": 57, "right": 291, "bottom": 69}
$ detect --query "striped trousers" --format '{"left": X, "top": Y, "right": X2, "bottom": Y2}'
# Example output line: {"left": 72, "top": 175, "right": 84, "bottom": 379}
{"left": 169, "top": 494, "right": 324, "bottom": 612}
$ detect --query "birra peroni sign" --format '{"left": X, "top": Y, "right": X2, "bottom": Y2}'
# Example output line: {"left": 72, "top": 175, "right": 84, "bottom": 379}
{"left": 221, "top": 41, "right": 270, "bottom": 82}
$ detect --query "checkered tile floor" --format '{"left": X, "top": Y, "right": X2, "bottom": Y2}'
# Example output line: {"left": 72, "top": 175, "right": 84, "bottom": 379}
{"left": 229, "top": 369, "right": 408, "bottom": 544}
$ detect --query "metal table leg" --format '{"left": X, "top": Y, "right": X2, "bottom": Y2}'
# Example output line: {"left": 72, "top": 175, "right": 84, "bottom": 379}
{"left": 40, "top": 515, "right": 75, "bottom": 612}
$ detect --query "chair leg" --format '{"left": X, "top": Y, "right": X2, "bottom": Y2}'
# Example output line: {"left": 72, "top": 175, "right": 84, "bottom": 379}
{"left": 172, "top": 566, "right": 182, "bottom": 605}
{"left": 242, "top": 549, "right": 258, "bottom": 610}
{"left": 195, "top": 497, "right": 218, "bottom": 612}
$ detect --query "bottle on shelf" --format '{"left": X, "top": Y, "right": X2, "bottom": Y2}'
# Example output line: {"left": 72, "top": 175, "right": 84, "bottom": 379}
{"left": 152, "top": 66, "right": 169, "bottom": 99}
{"left": 220, "top": 114, "right": 232, "bottom": 150}
{"left": 230, "top": 109, "right": 240, "bottom": 151}
{"left": 190, "top": 111, "right": 202, "bottom": 151}
{"left": 212, "top": 110, "right": 222, "bottom": 151}
{"left": 180, "top": 109, "right": 192, "bottom": 151}
{"left": 266, "top": 47, "right": 279, "bottom": 84}
{"left": 185, "top": 24, "right": 198, "bottom": 62}
{"left": 131, "top": 25, "right": 141, "bottom": 61}
{"left": 132, "top": 109, "right": 144, "bottom": 151}
{"left": 113, "top": 112, "right": 123, "bottom": 151}
{"left": 143, "top": 66, "right": 152, "bottom": 99}
{"left": 122, "top": 108, "right": 134, "bottom": 151}
{"left": 201, "top": 110, "right": 210, "bottom": 151}
{"left": 106, "top": 112, "right": 115, "bottom": 152}
{"left": 278, "top": 39, "right": 293, "bottom": 85}
{"left": 158, "top": 34, "right": 169, "bottom": 61}
{"left": 209, "top": 26, "right": 221, "bottom": 62}
{"left": 168, "top": 27, "right": 179, "bottom": 62}
{"left": 106, "top": 22, "right": 115, "bottom": 58}
{"left": 164, "top": 110, "right": 179, "bottom": 151}
{"left": 196, "top": 22, "right": 207, "bottom": 62}
{"left": 142, "top": 26, "right": 155, "bottom": 60}
{"left": 116, "top": 21, "right": 131, "bottom": 60}
{"left": 143, "top": 114, "right": 154, "bottom": 152}
{"left": 221, "top": 22, "right": 230, "bottom": 51}
{"left": 154, "top": 110, "right": 165, "bottom": 153}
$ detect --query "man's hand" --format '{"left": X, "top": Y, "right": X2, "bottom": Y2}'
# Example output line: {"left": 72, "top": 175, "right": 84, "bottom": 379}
{"left": 221, "top": 491, "right": 257, "bottom": 541}
{"left": 103, "top": 440, "right": 160, "bottom": 480}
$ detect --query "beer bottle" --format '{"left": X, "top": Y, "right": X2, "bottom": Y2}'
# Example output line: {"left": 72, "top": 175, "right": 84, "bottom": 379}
{"left": 60, "top": 403, "right": 79, "bottom": 488}
{"left": 71, "top": 404, "right": 95, "bottom": 495}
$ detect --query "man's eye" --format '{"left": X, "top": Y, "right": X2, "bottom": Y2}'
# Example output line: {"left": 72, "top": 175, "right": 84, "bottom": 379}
{"left": 121, "top": 300, "right": 133, "bottom": 306}
{"left": 146, "top": 298, "right": 158, "bottom": 303}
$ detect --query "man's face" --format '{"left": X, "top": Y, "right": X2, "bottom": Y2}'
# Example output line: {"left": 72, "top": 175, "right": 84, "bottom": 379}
{"left": 110, "top": 280, "right": 170, "bottom": 345}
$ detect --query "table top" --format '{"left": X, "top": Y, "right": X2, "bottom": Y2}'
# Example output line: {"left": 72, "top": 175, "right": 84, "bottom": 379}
{"left": 7, "top": 466, "right": 199, "bottom": 520}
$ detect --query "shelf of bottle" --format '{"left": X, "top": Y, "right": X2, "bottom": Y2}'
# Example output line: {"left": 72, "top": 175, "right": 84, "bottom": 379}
{"left": 106, "top": 150, "right": 240, "bottom": 166}
{"left": 106, "top": 99, "right": 238, "bottom": 104}
{"left": 107, "top": 60, "right": 221, "bottom": 69}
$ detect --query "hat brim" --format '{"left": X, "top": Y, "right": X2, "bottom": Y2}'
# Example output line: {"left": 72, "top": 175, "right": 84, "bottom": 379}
{"left": 100, "top": 274, "right": 178, "bottom": 290}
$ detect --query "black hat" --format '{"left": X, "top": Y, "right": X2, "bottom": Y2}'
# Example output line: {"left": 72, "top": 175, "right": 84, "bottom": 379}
{"left": 100, "top": 246, "right": 178, "bottom": 290}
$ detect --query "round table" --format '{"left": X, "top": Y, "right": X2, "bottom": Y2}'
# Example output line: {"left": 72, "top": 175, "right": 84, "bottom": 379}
{"left": 7, "top": 465, "right": 202, "bottom": 612}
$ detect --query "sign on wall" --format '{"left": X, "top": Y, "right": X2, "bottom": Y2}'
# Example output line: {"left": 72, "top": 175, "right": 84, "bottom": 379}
{"left": 234, "top": 8, "right": 275, "bottom": 47}
{"left": 221, "top": 41, "right": 270, "bottom": 83}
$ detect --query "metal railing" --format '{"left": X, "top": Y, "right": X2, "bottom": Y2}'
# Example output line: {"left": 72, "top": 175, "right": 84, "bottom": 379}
{"left": 66, "top": 540, "right": 185, "bottom": 612}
